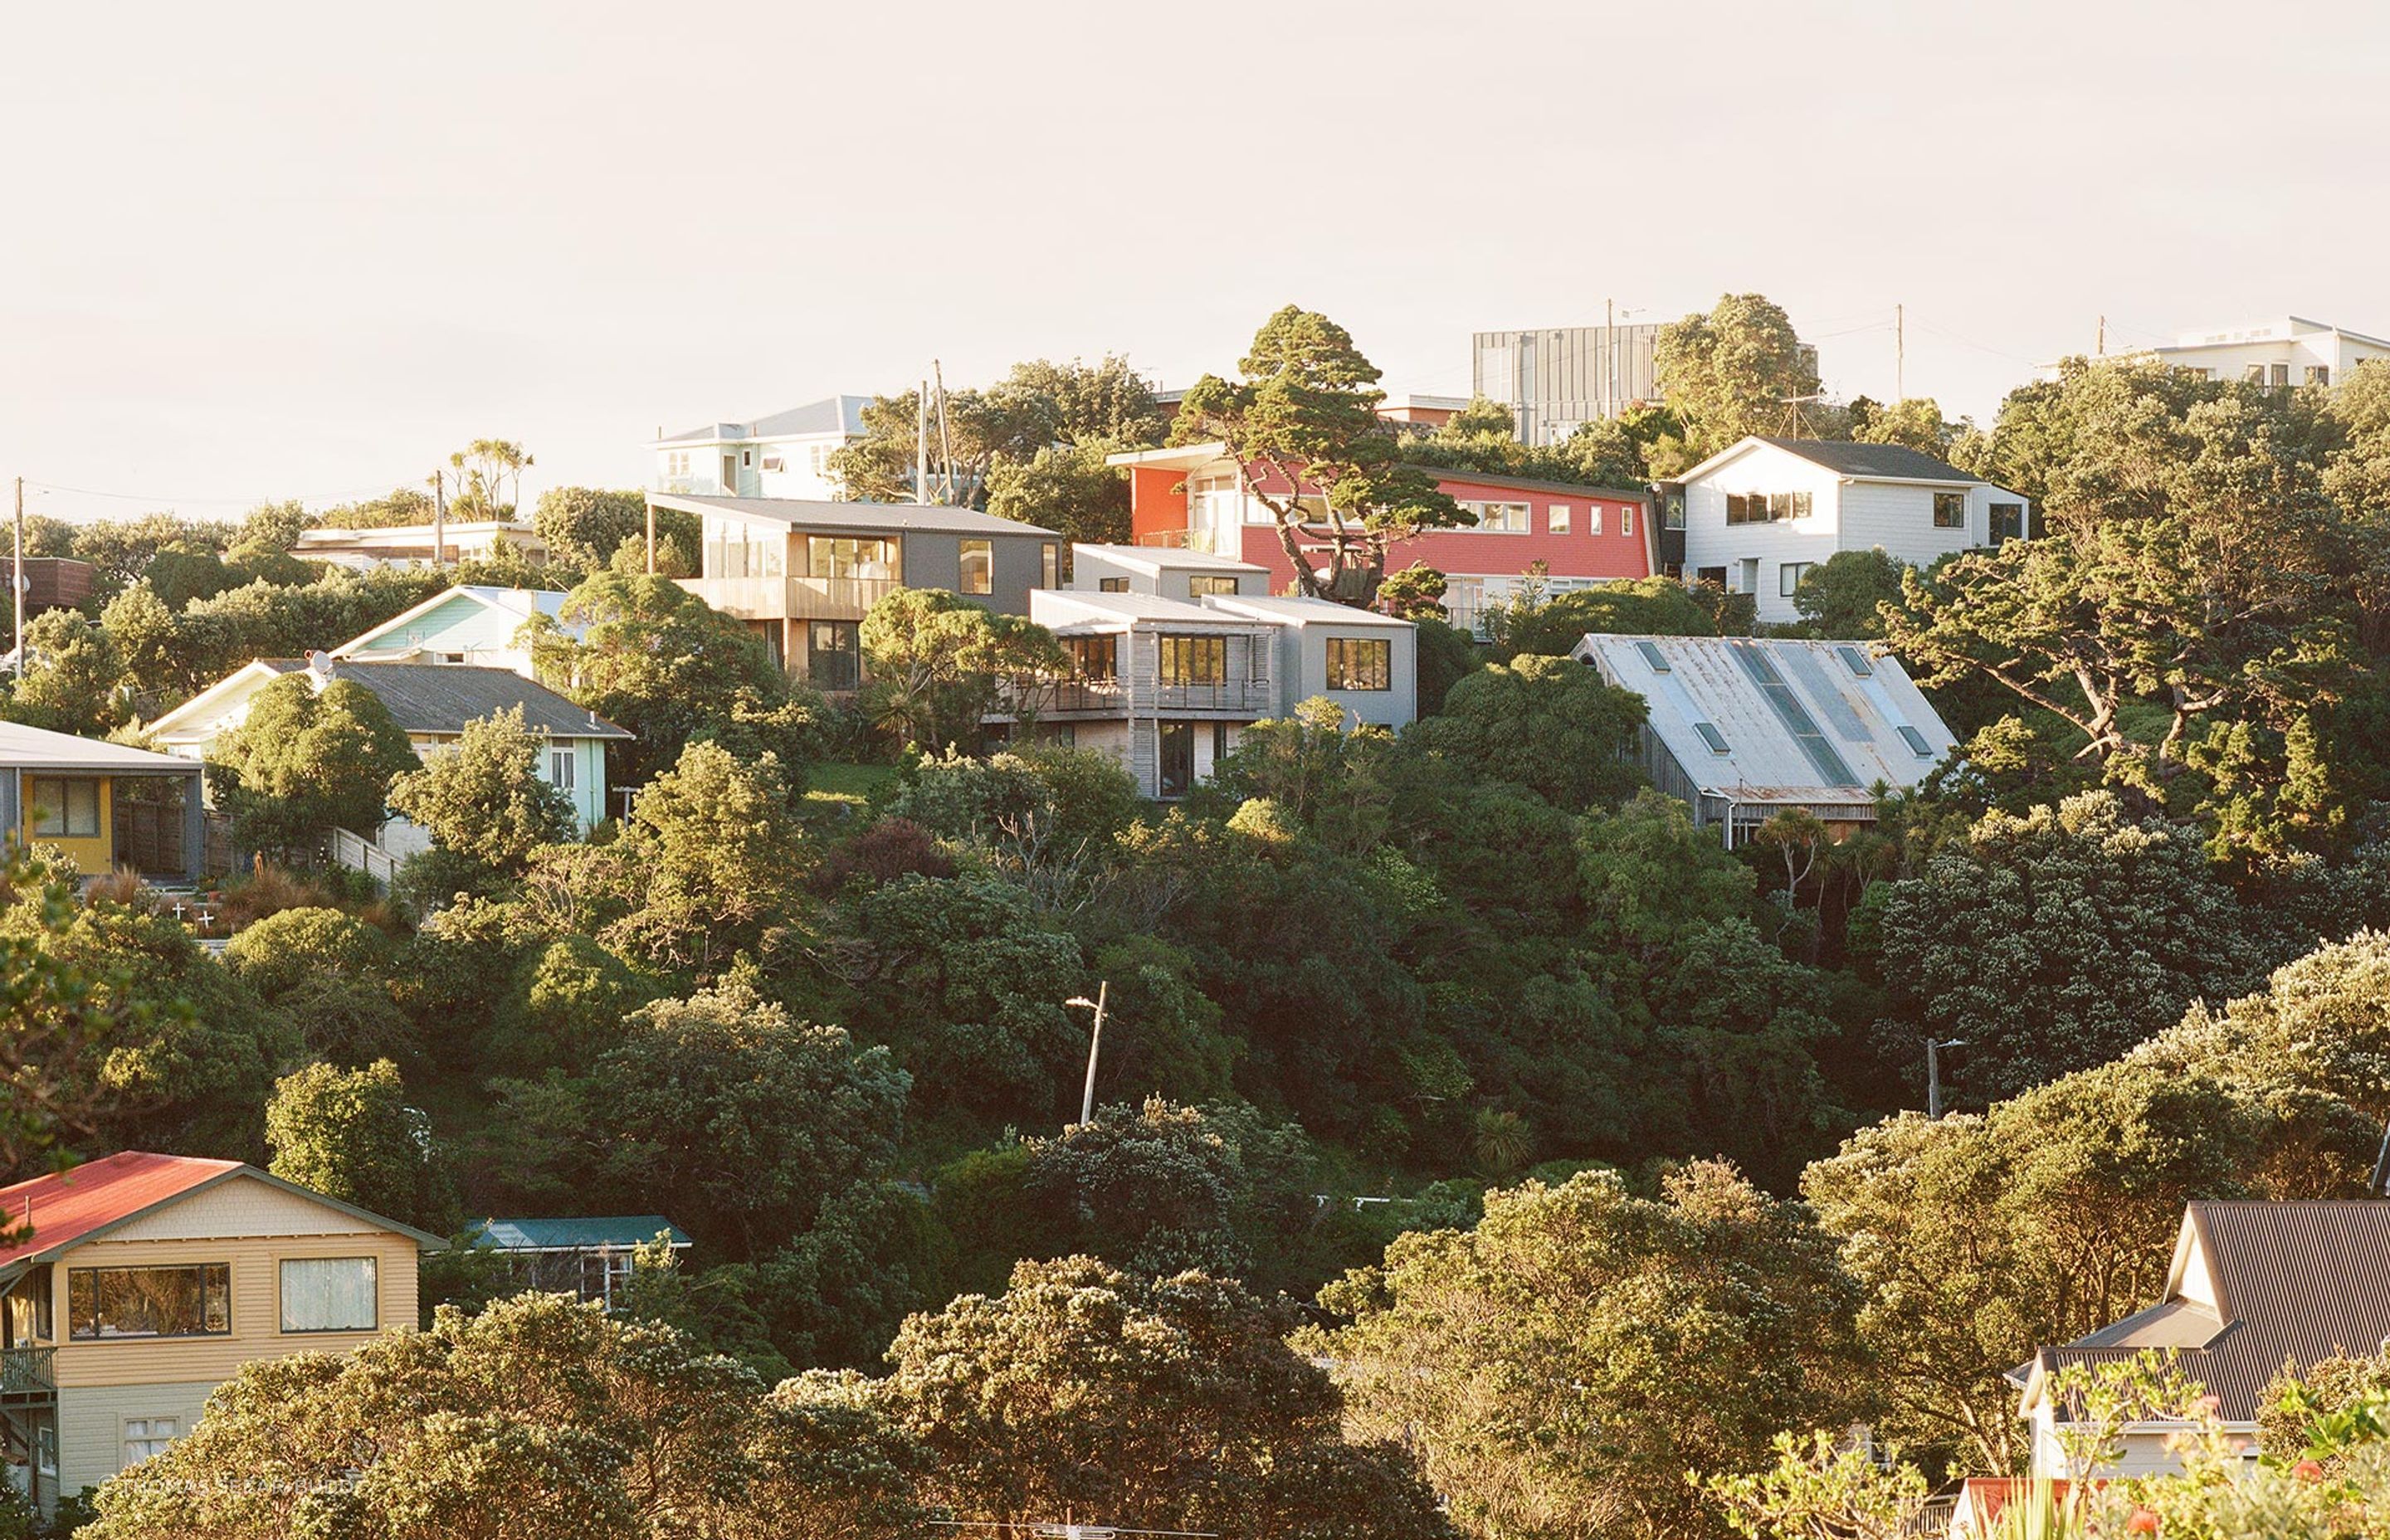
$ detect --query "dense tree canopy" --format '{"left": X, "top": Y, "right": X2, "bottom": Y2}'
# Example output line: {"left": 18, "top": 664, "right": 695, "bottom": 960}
{"left": 207, "top": 675, "right": 418, "bottom": 853}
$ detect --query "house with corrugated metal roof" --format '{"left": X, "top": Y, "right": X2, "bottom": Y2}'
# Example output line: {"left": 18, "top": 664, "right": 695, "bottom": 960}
{"left": 2014, "top": 1201, "right": 2390, "bottom": 1480}
{"left": 1570, "top": 633, "right": 1956, "bottom": 845}
{"left": 330, "top": 583, "right": 588, "bottom": 678}
{"left": 468, "top": 1216, "right": 692, "bottom": 1312}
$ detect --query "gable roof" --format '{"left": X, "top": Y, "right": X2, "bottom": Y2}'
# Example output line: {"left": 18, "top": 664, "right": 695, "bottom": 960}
{"left": 0, "top": 721, "right": 201, "bottom": 776}
{"left": 1573, "top": 634, "right": 1957, "bottom": 807}
{"left": 2022, "top": 1201, "right": 2390, "bottom": 1423}
{"left": 331, "top": 585, "right": 582, "bottom": 659}
{"left": 471, "top": 1216, "right": 693, "bottom": 1252}
{"left": 653, "top": 395, "right": 872, "bottom": 446}
{"left": 651, "top": 493, "right": 1058, "bottom": 539}
{"left": 0, "top": 1151, "right": 443, "bottom": 1279}
{"left": 1678, "top": 435, "right": 1988, "bottom": 486}
{"left": 252, "top": 660, "right": 631, "bottom": 739}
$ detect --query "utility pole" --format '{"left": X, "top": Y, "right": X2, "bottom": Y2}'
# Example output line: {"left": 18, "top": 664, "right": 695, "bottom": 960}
{"left": 1066, "top": 982, "right": 1110, "bottom": 1130}
{"left": 11, "top": 476, "right": 23, "bottom": 682}
{"left": 642, "top": 491, "right": 656, "bottom": 576}
{"left": 1895, "top": 302, "right": 1905, "bottom": 401}
{"left": 427, "top": 468, "right": 448, "bottom": 571}
{"left": 915, "top": 380, "right": 930, "bottom": 504}
{"left": 933, "top": 358, "right": 955, "bottom": 505}
{"left": 2097, "top": 314, "right": 2106, "bottom": 356}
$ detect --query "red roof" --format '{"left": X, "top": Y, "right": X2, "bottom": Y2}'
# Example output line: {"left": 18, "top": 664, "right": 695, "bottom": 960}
{"left": 0, "top": 1152, "right": 243, "bottom": 1270}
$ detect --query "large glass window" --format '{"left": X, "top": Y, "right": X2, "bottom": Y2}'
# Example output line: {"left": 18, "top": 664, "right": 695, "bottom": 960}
{"left": 1041, "top": 543, "right": 1060, "bottom": 588}
{"left": 1990, "top": 502, "right": 2027, "bottom": 543}
{"left": 69, "top": 1264, "right": 231, "bottom": 1339}
{"left": 1933, "top": 491, "right": 1968, "bottom": 529}
{"left": 1188, "top": 575, "right": 1239, "bottom": 597}
{"left": 1065, "top": 635, "right": 1117, "bottom": 681}
{"left": 807, "top": 536, "right": 900, "bottom": 581}
{"left": 1461, "top": 500, "right": 1530, "bottom": 533}
{"left": 28, "top": 778, "right": 100, "bottom": 839}
{"left": 959, "top": 539, "right": 993, "bottom": 595}
{"left": 1158, "top": 635, "right": 1227, "bottom": 686}
{"left": 280, "top": 1257, "right": 377, "bottom": 1333}
{"left": 1727, "top": 491, "right": 1810, "bottom": 526}
{"left": 1158, "top": 721, "right": 1194, "bottom": 797}
{"left": 1325, "top": 637, "right": 1392, "bottom": 691}
{"left": 809, "top": 621, "right": 861, "bottom": 692}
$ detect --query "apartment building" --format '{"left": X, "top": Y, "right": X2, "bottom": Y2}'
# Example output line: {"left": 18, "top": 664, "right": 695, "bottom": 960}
{"left": 2095, "top": 316, "right": 2390, "bottom": 391}
{"left": 1472, "top": 321, "right": 1818, "bottom": 445}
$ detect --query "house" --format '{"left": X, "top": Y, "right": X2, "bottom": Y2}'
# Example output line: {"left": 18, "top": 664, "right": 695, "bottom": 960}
{"left": 468, "top": 1216, "right": 693, "bottom": 1312}
{"left": 2014, "top": 1201, "right": 2390, "bottom": 1481}
{"left": 1008, "top": 554, "right": 1419, "bottom": 797}
{"left": 144, "top": 655, "right": 630, "bottom": 834}
{"left": 1570, "top": 634, "right": 1957, "bottom": 846}
{"left": 1106, "top": 443, "right": 1655, "bottom": 629}
{"left": 291, "top": 520, "right": 548, "bottom": 572}
{"left": 329, "top": 585, "right": 585, "bottom": 678}
{"left": 0, "top": 1151, "right": 441, "bottom": 1512}
{"left": 1473, "top": 322, "right": 1817, "bottom": 444}
{"left": 1669, "top": 436, "right": 2031, "bottom": 623}
{"left": 649, "top": 396, "right": 872, "bottom": 500}
{"left": 0, "top": 722, "right": 207, "bottom": 884}
{"left": 658, "top": 492, "right": 1061, "bottom": 690}
{"left": 2085, "top": 317, "right": 2390, "bottom": 391}
{"left": 2, "top": 558, "right": 97, "bottom": 617}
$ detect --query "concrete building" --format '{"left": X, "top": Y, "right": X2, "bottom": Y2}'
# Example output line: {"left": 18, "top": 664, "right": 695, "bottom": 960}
{"left": 649, "top": 396, "right": 873, "bottom": 501}
{"left": 0, "top": 1151, "right": 439, "bottom": 1513}
{"left": 2096, "top": 317, "right": 2390, "bottom": 391}
{"left": 1672, "top": 436, "right": 2029, "bottom": 623}
{"left": 1473, "top": 322, "right": 1817, "bottom": 446}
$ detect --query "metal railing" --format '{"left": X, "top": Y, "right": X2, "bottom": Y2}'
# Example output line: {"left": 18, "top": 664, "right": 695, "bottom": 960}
{"left": 679, "top": 575, "right": 899, "bottom": 621}
{"left": 0, "top": 1348, "right": 56, "bottom": 1397}
{"left": 1007, "top": 676, "right": 1270, "bottom": 715}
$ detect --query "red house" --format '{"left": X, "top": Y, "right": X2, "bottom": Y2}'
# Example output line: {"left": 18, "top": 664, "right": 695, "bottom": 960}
{"left": 1109, "top": 442, "right": 1656, "bottom": 632}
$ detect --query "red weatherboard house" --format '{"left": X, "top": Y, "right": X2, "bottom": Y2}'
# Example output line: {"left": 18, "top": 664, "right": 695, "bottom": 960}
{"left": 1109, "top": 442, "right": 1656, "bottom": 631}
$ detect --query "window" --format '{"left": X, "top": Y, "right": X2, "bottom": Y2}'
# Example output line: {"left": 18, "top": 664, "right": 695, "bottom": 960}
{"left": 808, "top": 621, "right": 861, "bottom": 692}
{"left": 1041, "top": 543, "right": 1059, "bottom": 588}
{"left": 1065, "top": 635, "right": 1117, "bottom": 680}
{"left": 280, "top": 1257, "right": 377, "bottom": 1333}
{"left": 807, "top": 536, "right": 898, "bottom": 581}
{"left": 2271, "top": 363, "right": 2291, "bottom": 388}
{"left": 2245, "top": 363, "right": 2267, "bottom": 384}
{"left": 1727, "top": 492, "right": 1809, "bottom": 524}
{"left": 760, "top": 454, "right": 785, "bottom": 473}
{"left": 1696, "top": 565, "right": 1728, "bottom": 587}
{"left": 1665, "top": 492, "right": 1685, "bottom": 530}
{"left": 1158, "top": 635, "right": 1227, "bottom": 686}
{"left": 7, "top": 1265, "right": 52, "bottom": 1346}
{"left": 741, "top": 449, "right": 753, "bottom": 467}
{"left": 1098, "top": 577, "right": 1129, "bottom": 592}
{"left": 1325, "top": 637, "right": 1392, "bottom": 691}
{"left": 664, "top": 450, "right": 690, "bottom": 481}
{"left": 69, "top": 1264, "right": 231, "bottom": 1339}
{"left": 28, "top": 778, "right": 100, "bottom": 839}
{"left": 122, "top": 1418, "right": 179, "bottom": 1469}
{"left": 1622, "top": 505, "right": 1635, "bottom": 536}
{"left": 1835, "top": 645, "right": 1875, "bottom": 678}
{"left": 1588, "top": 504, "right": 1603, "bottom": 535}
{"left": 810, "top": 444, "right": 832, "bottom": 476}
{"left": 580, "top": 1251, "right": 635, "bottom": 1309}
{"left": 1780, "top": 561, "right": 1814, "bottom": 597}
{"left": 1693, "top": 721, "right": 1731, "bottom": 754}
{"left": 1990, "top": 501, "right": 2027, "bottom": 543}
{"left": 959, "top": 539, "right": 993, "bottom": 595}
{"left": 1158, "top": 722, "right": 1195, "bottom": 798}
{"left": 549, "top": 748, "right": 575, "bottom": 791}
{"left": 1737, "top": 558, "right": 1759, "bottom": 594}
{"left": 1462, "top": 500, "right": 1531, "bottom": 533}
{"left": 1932, "top": 491, "right": 1968, "bottom": 529}
{"left": 1897, "top": 724, "right": 1934, "bottom": 757}
{"left": 1188, "top": 574, "right": 1239, "bottom": 597}
{"left": 1635, "top": 641, "right": 1671, "bottom": 673}
{"left": 36, "top": 1425, "right": 55, "bottom": 1476}
{"left": 1549, "top": 504, "right": 1570, "bottom": 534}
{"left": 2309, "top": 366, "right": 2332, "bottom": 387}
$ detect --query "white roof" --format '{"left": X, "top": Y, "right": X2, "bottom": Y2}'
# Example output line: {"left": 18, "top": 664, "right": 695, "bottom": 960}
{"left": 295, "top": 521, "right": 531, "bottom": 545}
{"left": 1030, "top": 591, "right": 1260, "bottom": 629}
{"left": 1071, "top": 543, "right": 1268, "bottom": 574}
{"left": 1573, "top": 633, "right": 1956, "bottom": 804}
{"left": 0, "top": 721, "right": 198, "bottom": 774}
{"left": 1198, "top": 594, "right": 1414, "bottom": 629}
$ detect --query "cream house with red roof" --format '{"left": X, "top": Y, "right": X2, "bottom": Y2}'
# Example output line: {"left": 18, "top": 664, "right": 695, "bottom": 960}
{"left": 0, "top": 1152, "right": 440, "bottom": 1511}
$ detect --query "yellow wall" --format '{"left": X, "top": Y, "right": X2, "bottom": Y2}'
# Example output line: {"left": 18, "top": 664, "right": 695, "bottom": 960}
{"left": 19, "top": 775, "right": 112, "bottom": 875}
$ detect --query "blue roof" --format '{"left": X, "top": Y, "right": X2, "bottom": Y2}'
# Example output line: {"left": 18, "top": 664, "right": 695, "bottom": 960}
{"left": 472, "top": 1216, "right": 691, "bottom": 1251}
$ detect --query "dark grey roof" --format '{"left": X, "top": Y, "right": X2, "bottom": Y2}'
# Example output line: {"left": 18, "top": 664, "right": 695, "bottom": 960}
{"left": 1756, "top": 437, "right": 1983, "bottom": 483}
{"left": 2035, "top": 1201, "right": 2390, "bottom": 1422}
{"left": 651, "top": 493, "right": 1059, "bottom": 539}
{"left": 260, "top": 660, "right": 631, "bottom": 739}
{"left": 657, "top": 394, "right": 871, "bottom": 444}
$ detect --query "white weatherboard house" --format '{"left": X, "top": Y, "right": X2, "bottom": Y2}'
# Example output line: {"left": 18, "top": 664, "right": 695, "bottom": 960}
{"left": 330, "top": 585, "right": 587, "bottom": 678}
{"left": 144, "top": 656, "right": 629, "bottom": 834}
{"left": 1573, "top": 633, "right": 1955, "bottom": 845}
{"left": 1675, "top": 437, "right": 2030, "bottom": 623}
{"left": 649, "top": 396, "right": 872, "bottom": 501}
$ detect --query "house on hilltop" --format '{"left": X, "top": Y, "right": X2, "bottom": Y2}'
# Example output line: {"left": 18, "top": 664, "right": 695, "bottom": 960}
{"left": 649, "top": 395, "right": 873, "bottom": 501}
{"left": 329, "top": 584, "right": 586, "bottom": 678}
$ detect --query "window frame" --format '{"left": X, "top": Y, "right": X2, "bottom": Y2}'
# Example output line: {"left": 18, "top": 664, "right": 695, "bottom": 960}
{"left": 27, "top": 777, "right": 101, "bottom": 839}
{"left": 1779, "top": 561, "right": 1814, "bottom": 597}
{"left": 548, "top": 747, "right": 575, "bottom": 791}
{"left": 1931, "top": 490, "right": 1968, "bottom": 529}
{"left": 1041, "top": 543, "right": 1059, "bottom": 588}
{"left": 69, "top": 1262, "right": 232, "bottom": 1341}
{"left": 1158, "top": 634, "right": 1227, "bottom": 687}
{"left": 121, "top": 1416, "right": 180, "bottom": 1470}
{"left": 278, "top": 1255, "right": 379, "bottom": 1335}
{"left": 807, "top": 535, "right": 900, "bottom": 582}
{"left": 1065, "top": 634, "right": 1118, "bottom": 681}
{"left": 807, "top": 621, "right": 862, "bottom": 692}
{"left": 1324, "top": 636, "right": 1393, "bottom": 692}
{"left": 1622, "top": 505, "right": 1636, "bottom": 536}
{"left": 1462, "top": 500, "right": 1531, "bottom": 534}
{"left": 958, "top": 539, "right": 993, "bottom": 596}
{"left": 1188, "top": 574, "right": 1239, "bottom": 597}
{"left": 1547, "top": 504, "right": 1570, "bottom": 534}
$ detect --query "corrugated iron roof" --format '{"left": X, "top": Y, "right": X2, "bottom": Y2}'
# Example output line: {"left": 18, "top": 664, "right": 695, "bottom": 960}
{"left": 0, "top": 722, "right": 202, "bottom": 775}
{"left": 1573, "top": 634, "right": 1957, "bottom": 805}
{"left": 471, "top": 1216, "right": 691, "bottom": 1251}
{"left": 256, "top": 660, "right": 631, "bottom": 739}
{"left": 0, "top": 1152, "right": 242, "bottom": 1270}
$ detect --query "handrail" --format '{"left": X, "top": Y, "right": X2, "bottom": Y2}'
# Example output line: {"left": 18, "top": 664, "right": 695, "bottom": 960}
{"left": 0, "top": 1347, "right": 56, "bottom": 1395}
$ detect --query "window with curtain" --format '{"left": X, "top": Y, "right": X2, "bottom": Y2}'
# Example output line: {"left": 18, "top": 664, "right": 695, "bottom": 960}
{"left": 280, "top": 1257, "right": 377, "bottom": 1333}
{"left": 28, "top": 779, "right": 100, "bottom": 838}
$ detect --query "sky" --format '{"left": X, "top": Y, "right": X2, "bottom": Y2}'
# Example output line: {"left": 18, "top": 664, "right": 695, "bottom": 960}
{"left": 5, "top": 0, "right": 2388, "bottom": 526}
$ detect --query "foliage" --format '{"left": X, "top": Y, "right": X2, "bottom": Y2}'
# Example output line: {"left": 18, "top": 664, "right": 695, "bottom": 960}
{"left": 0, "top": 850, "right": 150, "bottom": 1191}
{"left": 858, "top": 587, "right": 1064, "bottom": 753}
{"left": 1655, "top": 293, "right": 1824, "bottom": 465}
{"left": 387, "top": 705, "right": 578, "bottom": 894}
{"left": 1792, "top": 548, "right": 1910, "bottom": 639}
{"left": 207, "top": 674, "right": 418, "bottom": 853}
{"left": 1413, "top": 615, "right": 1485, "bottom": 715}
{"left": 223, "top": 905, "right": 416, "bottom": 1066}
{"left": 1413, "top": 653, "right": 1647, "bottom": 810}
{"left": 1485, "top": 573, "right": 1721, "bottom": 658}
{"left": 1705, "top": 1429, "right": 1932, "bottom": 1540}
{"left": 832, "top": 356, "right": 1164, "bottom": 508}
{"left": 531, "top": 486, "right": 663, "bottom": 573}
{"left": 1378, "top": 562, "right": 1449, "bottom": 621}
{"left": 264, "top": 1059, "right": 455, "bottom": 1234}
{"left": 602, "top": 740, "right": 808, "bottom": 974}
{"left": 2, "top": 610, "right": 129, "bottom": 736}
{"left": 983, "top": 440, "right": 1132, "bottom": 543}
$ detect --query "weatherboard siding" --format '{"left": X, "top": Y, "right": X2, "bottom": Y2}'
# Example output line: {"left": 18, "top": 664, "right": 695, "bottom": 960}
{"left": 57, "top": 1380, "right": 220, "bottom": 1499}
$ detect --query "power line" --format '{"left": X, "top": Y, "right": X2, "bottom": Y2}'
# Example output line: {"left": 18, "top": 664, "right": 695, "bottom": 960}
{"left": 17, "top": 476, "right": 418, "bottom": 513}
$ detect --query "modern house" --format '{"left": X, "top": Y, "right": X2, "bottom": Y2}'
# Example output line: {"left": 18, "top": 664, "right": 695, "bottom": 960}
{"left": 1570, "top": 633, "right": 1957, "bottom": 846}
{"left": 291, "top": 521, "right": 549, "bottom": 571}
{"left": 2014, "top": 1201, "right": 2390, "bottom": 1480}
{"left": 1473, "top": 321, "right": 1817, "bottom": 443}
{"left": 0, "top": 723, "right": 207, "bottom": 884}
{"left": 649, "top": 396, "right": 873, "bottom": 501}
{"left": 468, "top": 1216, "right": 693, "bottom": 1312}
{"left": 1107, "top": 443, "right": 1655, "bottom": 629}
{"left": 329, "top": 585, "right": 584, "bottom": 678}
{"left": 2086, "top": 316, "right": 2390, "bottom": 391}
{"left": 0, "top": 1151, "right": 440, "bottom": 1512}
{"left": 1669, "top": 436, "right": 2030, "bottom": 623}
{"left": 144, "top": 655, "right": 629, "bottom": 834}
{"left": 1005, "top": 550, "right": 1420, "bottom": 797}
{"left": 659, "top": 492, "right": 1061, "bottom": 690}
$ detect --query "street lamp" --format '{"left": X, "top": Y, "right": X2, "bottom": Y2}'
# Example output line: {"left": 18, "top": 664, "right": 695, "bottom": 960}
{"left": 1066, "top": 982, "right": 1110, "bottom": 1131}
{"left": 1924, "top": 1037, "right": 1965, "bottom": 1119}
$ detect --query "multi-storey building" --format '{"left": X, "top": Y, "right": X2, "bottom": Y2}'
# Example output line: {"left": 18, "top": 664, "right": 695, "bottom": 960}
{"left": 1471, "top": 322, "right": 1820, "bottom": 446}
{"left": 648, "top": 396, "right": 872, "bottom": 500}
{"left": 2103, "top": 316, "right": 2390, "bottom": 390}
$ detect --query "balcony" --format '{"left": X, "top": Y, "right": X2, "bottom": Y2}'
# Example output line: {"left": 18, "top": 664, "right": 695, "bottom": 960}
{"left": 678, "top": 574, "right": 899, "bottom": 621}
{"left": 1006, "top": 677, "right": 1270, "bottom": 716}
{"left": 0, "top": 1348, "right": 55, "bottom": 1401}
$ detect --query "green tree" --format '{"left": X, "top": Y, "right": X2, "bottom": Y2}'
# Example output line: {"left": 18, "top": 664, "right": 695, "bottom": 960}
{"left": 265, "top": 1059, "right": 455, "bottom": 1233}
{"left": 859, "top": 587, "right": 1064, "bottom": 753}
{"left": 1792, "top": 548, "right": 1910, "bottom": 638}
{"left": 531, "top": 486, "right": 652, "bottom": 573}
{"left": 1173, "top": 306, "right": 1467, "bottom": 604}
{"left": 604, "top": 740, "right": 808, "bottom": 975}
{"left": 207, "top": 675, "right": 418, "bottom": 853}
{"left": 1654, "top": 293, "right": 1824, "bottom": 462}
{"left": 1314, "top": 1162, "right": 1868, "bottom": 1540}
{"left": 832, "top": 356, "right": 1165, "bottom": 507}
{"left": 983, "top": 441, "right": 1132, "bottom": 543}
{"left": 387, "top": 706, "right": 578, "bottom": 897}
{"left": 223, "top": 906, "right": 417, "bottom": 1067}
{"left": 448, "top": 438, "right": 534, "bottom": 519}
{"left": 2, "top": 609, "right": 129, "bottom": 737}
{"left": 1413, "top": 654, "right": 1647, "bottom": 809}
{"left": 1485, "top": 573, "right": 1720, "bottom": 657}
{"left": 0, "top": 850, "right": 152, "bottom": 1190}
{"left": 1705, "top": 1430, "right": 1931, "bottom": 1540}
{"left": 1847, "top": 395, "right": 1962, "bottom": 456}
{"left": 1377, "top": 563, "right": 1449, "bottom": 621}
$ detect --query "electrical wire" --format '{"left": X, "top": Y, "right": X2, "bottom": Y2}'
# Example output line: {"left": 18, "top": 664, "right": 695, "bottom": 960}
{"left": 17, "top": 476, "right": 420, "bottom": 513}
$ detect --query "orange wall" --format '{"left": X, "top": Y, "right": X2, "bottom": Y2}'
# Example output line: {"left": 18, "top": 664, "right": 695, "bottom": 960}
{"left": 1129, "top": 465, "right": 1188, "bottom": 543}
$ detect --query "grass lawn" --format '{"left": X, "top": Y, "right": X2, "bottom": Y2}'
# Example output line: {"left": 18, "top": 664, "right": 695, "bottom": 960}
{"left": 806, "top": 761, "right": 901, "bottom": 810}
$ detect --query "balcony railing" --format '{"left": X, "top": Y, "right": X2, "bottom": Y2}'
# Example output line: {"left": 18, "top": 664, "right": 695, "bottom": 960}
{"left": 678, "top": 575, "right": 900, "bottom": 621}
{"left": 1007, "top": 677, "right": 1269, "bottom": 715}
{"left": 0, "top": 1348, "right": 56, "bottom": 1398}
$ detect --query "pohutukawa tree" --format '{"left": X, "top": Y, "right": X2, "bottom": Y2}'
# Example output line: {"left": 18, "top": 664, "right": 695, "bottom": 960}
{"left": 1173, "top": 306, "right": 1466, "bottom": 607}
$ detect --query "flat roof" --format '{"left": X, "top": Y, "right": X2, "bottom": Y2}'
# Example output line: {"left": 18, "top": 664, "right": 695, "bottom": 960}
{"left": 651, "top": 493, "right": 1058, "bottom": 539}
{"left": 1032, "top": 591, "right": 1261, "bottom": 626}
{"left": 1200, "top": 594, "right": 1414, "bottom": 629}
{"left": 1071, "top": 543, "right": 1268, "bottom": 573}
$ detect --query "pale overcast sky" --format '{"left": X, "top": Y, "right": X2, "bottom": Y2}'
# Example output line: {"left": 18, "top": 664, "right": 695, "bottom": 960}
{"left": 5, "top": 0, "right": 2387, "bottom": 523}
